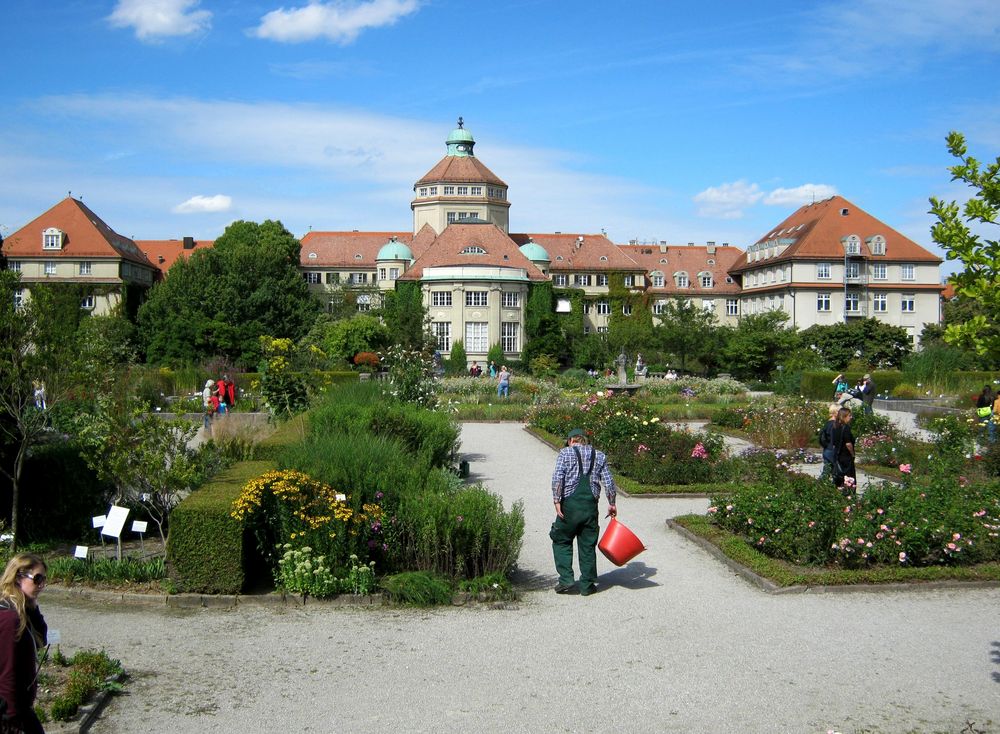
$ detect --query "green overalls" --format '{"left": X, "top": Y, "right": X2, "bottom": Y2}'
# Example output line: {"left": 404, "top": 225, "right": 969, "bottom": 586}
{"left": 550, "top": 446, "right": 599, "bottom": 594}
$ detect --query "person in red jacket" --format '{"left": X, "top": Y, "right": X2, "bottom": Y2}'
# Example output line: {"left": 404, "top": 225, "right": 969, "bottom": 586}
{"left": 216, "top": 376, "right": 228, "bottom": 408}
{"left": 0, "top": 553, "right": 49, "bottom": 734}
{"left": 225, "top": 376, "right": 236, "bottom": 408}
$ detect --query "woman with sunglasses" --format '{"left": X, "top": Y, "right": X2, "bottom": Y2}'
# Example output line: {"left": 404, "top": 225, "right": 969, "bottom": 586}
{"left": 0, "top": 553, "right": 49, "bottom": 733}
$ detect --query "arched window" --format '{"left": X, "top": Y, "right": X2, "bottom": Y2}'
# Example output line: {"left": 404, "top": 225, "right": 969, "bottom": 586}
{"left": 461, "top": 246, "right": 487, "bottom": 255}
{"left": 675, "top": 272, "right": 689, "bottom": 288}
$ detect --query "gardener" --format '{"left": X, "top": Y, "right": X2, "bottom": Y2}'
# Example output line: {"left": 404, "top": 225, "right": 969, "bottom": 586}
{"left": 550, "top": 428, "right": 617, "bottom": 596}
{"left": 976, "top": 385, "right": 995, "bottom": 443}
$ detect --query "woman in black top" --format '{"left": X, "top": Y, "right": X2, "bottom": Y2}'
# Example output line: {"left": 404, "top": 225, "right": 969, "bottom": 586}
{"left": 830, "top": 407, "right": 856, "bottom": 493}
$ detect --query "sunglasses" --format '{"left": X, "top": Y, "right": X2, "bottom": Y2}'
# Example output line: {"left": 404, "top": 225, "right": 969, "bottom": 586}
{"left": 21, "top": 571, "right": 47, "bottom": 586}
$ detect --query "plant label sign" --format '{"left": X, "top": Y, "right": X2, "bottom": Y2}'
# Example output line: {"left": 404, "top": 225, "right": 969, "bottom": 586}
{"left": 131, "top": 520, "right": 148, "bottom": 534}
{"left": 102, "top": 505, "right": 130, "bottom": 539}
{"left": 74, "top": 545, "right": 89, "bottom": 559}
{"left": 92, "top": 515, "right": 106, "bottom": 529}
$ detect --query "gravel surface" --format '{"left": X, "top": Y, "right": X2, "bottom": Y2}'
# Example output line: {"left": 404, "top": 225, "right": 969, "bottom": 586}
{"left": 44, "top": 422, "right": 1000, "bottom": 733}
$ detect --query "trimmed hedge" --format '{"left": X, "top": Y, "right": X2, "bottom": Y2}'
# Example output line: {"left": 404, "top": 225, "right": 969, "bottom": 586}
{"left": 166, "top": 414, "right": 308, "bottom": 593}
{"left": 800, "top": 370, "right": 1000, "bottom": 401}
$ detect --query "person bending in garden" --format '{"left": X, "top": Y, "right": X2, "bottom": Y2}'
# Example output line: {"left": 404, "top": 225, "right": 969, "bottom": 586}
{"left": 0, "top": 553, "right": 49, "bottom": 734}
{"left": 830, "top": 407, "right": 857, "bottom": 493}
{"left": 550, "top": 428, "right": 617, "bottom": 596}
{"left": 976, "top": 385, "right": 995, "bottom": 443}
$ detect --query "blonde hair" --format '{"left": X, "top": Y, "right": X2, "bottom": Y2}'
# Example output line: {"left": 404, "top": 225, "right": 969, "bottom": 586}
{"left": 1, "top": 553, "right": 46, "bottom": 640}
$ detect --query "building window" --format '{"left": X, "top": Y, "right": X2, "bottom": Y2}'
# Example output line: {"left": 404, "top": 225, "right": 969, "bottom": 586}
{"left": 583, "top": 301, "right": 592, "bottom": 314}
{"left": 901, "top": 294, "right": 915, "bottom": 312}
{"left": 305, "top": 272, "right": 321, "bottom": 284}
{"left": 326, "top": 272, "right": 340, "bottom": 284}
{"left": 356, "top": 294, "right": 373, "bottom": 312}
{"left": 846, "top": 261, "right": 860, "bottom": 279}
{"left": 871, "top": 237, "right": 886, "bottom": 255}
{"left": 79, "top": 261, "right": 92, "bottom": 275}
{"left": 447, "top": 212, "right": 457, "bottom": 224}
{"left": 622, "top": 304, "right": 632, "bottom": 316}
{"left": 432, "top": 291, "right": 452, "bottom": 307}
{"left": 471, "top": 186, "right": 482, "bottom": 195}
{"left": 703, "top": 299, "right": 715, "bottom": 312}
{"left": 419, "top": 187, "right": 428, "bottom": 196}
{"left": 465, "top": 322, "right": 488, "bottom": 352}
{"left": 44, "top": 261, "right": 56, "bottom": 275}
{"left": 14, "top": 289, "right": 24, "bottom": 309}
{"left": 701, "top": 274, "right": 713, "bottom": 288}
{"left": 844, "top": 236, "right": 860, "bottom": 255}
{"left": 466, "top": 291, "right": 488, "bottom": 307}
{"left": 596, "top": 300, "right": 610, "bottom": 315}
{"left": 676, "top": 273, "right": 689, "bottom": 288}
{"left": 901, "top": 263, "right": 915, "bottom": 280}
{"left": 389, "top": 267, "right": 400, "bottom": 280}
{"left": 574, "top": 274, "right": 591, "bottom": 286}
{"left": 350, "top": 273, "right": 368, "bottom": 285}
{"left": 817, "top": 292, "right": 831, "bottom": 312}
{"left": 653, "top": 300, "right": 666, "bottom": 315}
{"left": 378, "top": 268, "right": 387, "bottom": 280}
{"left": 501, "top": 292, "right": 520, "bottom": 308}
{"left": 845, "top": 292, "right": 860, "bottom": 312}
{"left": 597, "top": 275, "right": 608, "bottom": 287}
{"left": 817, "top": 262, "right": 831, "bottom": 279}
{"left": 81, "top": 294, "right": 95, "bottom": 310}
{"left": 873, "top": 293, "right": 887, "bottom": 312}
{"left": 553, "top": 274, "right": 568, "bottom": 287}
{"left": 596, "top": 326, "right": 608, "bottom": 333}
{"left": 583, "top": 326, "right": 591, "bottom": 335}
{"left": 461, "top": 246, "right": 487, "bottom": 254}
{"left": 457, "top": 186, "right": 468, "bottom": 195}
{"left": 623, "top": 275, "right": 634, "bottom": 287}
{"left": 42, "top": 228, "right": 63, "bottom": 250}
{"left": 870, "top": 262, "right": 886, "bottom": 280}
{"left": 432, "top": 322, "right": 451, "bottom": 351}
{"left": 501, "top": 322, "right": 519, "bottom": 352}
{"left": 726, "top": 298, "right": 739, "bottom": 316}
{"left": 443, "top": 186, "right": 455, "bottom": 195}
{"left": 8, "top": 261, "right": 21, "bottom": 272}
{"left": 651, "top": 274, "right": 664, "bottom": 287}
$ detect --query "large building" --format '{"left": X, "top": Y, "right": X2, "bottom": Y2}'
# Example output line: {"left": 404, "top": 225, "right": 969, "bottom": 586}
{"left": 2, "top": 121, "right": 945, "bottom": 358}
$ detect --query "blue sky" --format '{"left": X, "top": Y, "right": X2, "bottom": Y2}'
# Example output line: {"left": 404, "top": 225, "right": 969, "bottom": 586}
{"left": 2, "top": 0, "right": 998, "bottom": 277}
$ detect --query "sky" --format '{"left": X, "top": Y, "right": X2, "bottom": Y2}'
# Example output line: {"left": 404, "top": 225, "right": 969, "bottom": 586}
{"left": 2, "top": 0, "right": 998, "bottom": 277}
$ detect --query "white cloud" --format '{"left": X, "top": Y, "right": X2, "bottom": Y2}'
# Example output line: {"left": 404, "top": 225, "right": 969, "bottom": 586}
{"left": 763, "top": 184, "right": 837, "bottom": 207}
{"left": 693, "top": 180, "right": 763, "bottom": 219}
{"left": 107, "top": 0, "right": 211, "bottom": 41}
{"left": 173, "top": 194, "right": 233, "bottom": 213}
{"left": 253, "top": 0, "right": 421, "bottom": 44}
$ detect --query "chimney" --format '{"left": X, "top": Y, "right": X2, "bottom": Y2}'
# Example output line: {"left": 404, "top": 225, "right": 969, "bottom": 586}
{"left": 183, "top": 236, "right": 195, "bottom": 250}
{"left": 707, "top": 242, "right": 716, "bottom": 255}
{"left": 658, "top": 244, "right": 667, "bottom": 254}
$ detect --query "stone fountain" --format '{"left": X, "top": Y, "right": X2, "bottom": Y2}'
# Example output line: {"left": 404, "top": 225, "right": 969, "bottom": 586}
{"left": 606, "top": 348, "right": 642, "bottom": 396}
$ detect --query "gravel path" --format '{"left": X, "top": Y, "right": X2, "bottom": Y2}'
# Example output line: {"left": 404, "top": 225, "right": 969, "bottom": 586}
{"left": 44, "top": 422, "right": 1000, "bottom": 733}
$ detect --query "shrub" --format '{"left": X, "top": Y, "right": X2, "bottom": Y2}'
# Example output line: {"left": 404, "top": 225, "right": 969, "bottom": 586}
{"left": 529, "top": 353, "right": 560, "bottom": 378}
{"left": 47, "top": 556, "right": 166, "bottom": 584}
{"left": 447, "top": 340, "right": 467, "bottom": 376}
{"left": 353, "top": 351, "right": 380, "bottom": 370}
{"left": 891, "top": 383, "right": 921, "bottom": 399}
{"left": 381, "top": 571, "right": 453, "bottom": 606}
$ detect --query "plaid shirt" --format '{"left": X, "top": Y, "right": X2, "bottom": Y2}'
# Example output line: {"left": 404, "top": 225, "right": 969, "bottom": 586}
{"left": 551, "top": 444, "right": 617, "bottom": 504}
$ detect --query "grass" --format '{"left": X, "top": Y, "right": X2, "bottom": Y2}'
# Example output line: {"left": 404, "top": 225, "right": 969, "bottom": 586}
{"left": 617, "top": 475, "right": 735, "bottom": 496}
{"left": 36, "top": 648, "right": 124, "bottom": 723}
{"left": 443, "top": 402, "right": 532, "bottom": 421}
{"left": 672, "top": 513, "right": 1000, "bottom": 588}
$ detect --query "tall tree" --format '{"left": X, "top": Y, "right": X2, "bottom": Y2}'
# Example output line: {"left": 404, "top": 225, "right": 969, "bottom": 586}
{"left": 929, "top": 131, "right": 1000, "bottom": 363}
{"left": 655, "top": 298, "right": 719, "bottom": 373}
{"left": 382, "top": 281, "right": 431, "bottom": 352}
{"left": 138, "top": 220, "right": 320, "bottom": 367}
{"left": 721, "top": 311, "right": 800, "bottom": 381}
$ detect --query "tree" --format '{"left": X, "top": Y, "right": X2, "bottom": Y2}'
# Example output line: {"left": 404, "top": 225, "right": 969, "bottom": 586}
{"left": 721, "top": 311, "right": 800, "bottom": 381}
{"left": 447, "top": 340, "right": 467, "bottom": 376}
{"left": 655, "top": 298, "right": 719, "bottom": 373}
{"left": 929, "top": 131, "right": 1000, "bottom": 363}
{"left": 800, "top": 318, "right": 911, "bottom": 370}
{"left": 138, "top": 220, "right": 320, "bottom": 368}
{"left": 310, "top": 315, "right": 390, "bottom": 366}
{"left": 382, "top": 282, "right": 432, "bottom": 352}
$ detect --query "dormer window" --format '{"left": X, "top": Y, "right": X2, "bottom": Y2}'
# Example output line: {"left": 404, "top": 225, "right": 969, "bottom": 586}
{"left": 842, "top": 235, "right": 861, "bottom": 255}
{"left": 676, "top": 272, "right": 689, "bottom": 288}
{"left": 43, "top": 227, "right": 64, "bottom": 250}
{"left": 700, "top": 273, "right": 713, "bottom": 288}
{"left": 651, "top": 272, "right": 664, "bottom": 287}
{"left": 461, "top": 246, "right": 487, "bottom": 255}
{"left": 868, "top": 235, "right": 886, "bottom": 256}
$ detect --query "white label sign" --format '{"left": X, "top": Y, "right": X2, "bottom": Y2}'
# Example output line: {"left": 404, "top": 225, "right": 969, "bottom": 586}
{"left": 131, "top": 520, "right": 148, "bottom": 534}
{"left": 74, "top": 545, "right": 89, "bottom": 559}
{"left": 92, "top": 515, "right": 106, "bottom": 529}
{"left": 101, "top": 505, "right": 130, "bottom": 539}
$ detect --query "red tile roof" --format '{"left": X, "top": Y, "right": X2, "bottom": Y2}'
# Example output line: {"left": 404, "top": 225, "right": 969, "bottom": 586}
{"left": 619, "top": 243, "right": 744, "bottom": 295}
{"left": 399, "top": 223, "right": 546, "bottom": 281}
{"left": 136, "top": 239, "right": 213, "bottom": 274}
{"left": 510, "top": 233, "right": 643, "bottom": 272}
{"left": 414, "top": 156, "right": 506, "bottom": 187}
{"left": 300, "top": 231, "right": 412, "bottom": 268}
{"left": 3, "top": 197, "right": 155, "bottom": 268}
{"left": 731, "top": 195, "right": 941, "bottom": 273}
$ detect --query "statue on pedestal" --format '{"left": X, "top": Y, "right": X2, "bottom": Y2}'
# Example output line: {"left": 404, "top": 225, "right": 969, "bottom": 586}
{"left": 615, "top": 348, "right": 628, "bottom": 385}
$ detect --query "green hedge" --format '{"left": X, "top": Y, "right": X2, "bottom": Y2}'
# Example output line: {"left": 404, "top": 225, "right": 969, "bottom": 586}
{"left": 800, "top": 371, "right": 905, "bottom": 400}
{"left": 166, "top": 414, "right": 308, "bottom": 593}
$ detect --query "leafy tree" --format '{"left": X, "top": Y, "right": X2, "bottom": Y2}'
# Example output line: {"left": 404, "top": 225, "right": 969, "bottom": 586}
{"left": 138, "top": 220, "right": 319, "bottom": 368}
{"left": 487, "top": 342, "right": 504, "bottom": 368}
{"left": 799, "top": 319, "right": 911, "bottom": 370}
{"left": 523, "top": 282, "right": 568, "bottom": 366}
{"left": 721, "top": 311, "right": 800, "bottom": 381}
{"left": 571, "top": 333, "right": 610, "bottom": 370}
{"left": 382, "top": 282, "right": 431, "bottom": 351}
{"left": 607, "top": 302, "right": 657, "bottom": 359}
{"left": 655, "top": 298, "right": 719, "bottom": 373}
{"left": 929, "top": 131, "right": 1000, "bottom": 363}
{"left": 447, "top": 340, "right": 467, "bottom": 376}
{"left": 310, "top": 315, "right": 390, "bottom": 366}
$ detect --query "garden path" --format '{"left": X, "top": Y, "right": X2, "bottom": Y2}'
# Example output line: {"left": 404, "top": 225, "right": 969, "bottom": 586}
{"left": 43, "top": 422, "right": 1000, "bottom": 734}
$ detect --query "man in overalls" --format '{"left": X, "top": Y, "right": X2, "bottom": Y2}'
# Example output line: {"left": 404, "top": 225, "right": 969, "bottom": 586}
{"left": 550, "top": 428, "right": 618, "bottom": 595}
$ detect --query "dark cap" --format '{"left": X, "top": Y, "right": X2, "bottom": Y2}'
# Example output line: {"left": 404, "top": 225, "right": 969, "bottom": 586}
{"left": 567, "top": 428, "right": 586, "bottom": 440}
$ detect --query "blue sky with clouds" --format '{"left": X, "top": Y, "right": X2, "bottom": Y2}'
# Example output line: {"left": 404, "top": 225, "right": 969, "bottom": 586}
{"left": 2, "top": 0, "right": 997, "bottom": 276}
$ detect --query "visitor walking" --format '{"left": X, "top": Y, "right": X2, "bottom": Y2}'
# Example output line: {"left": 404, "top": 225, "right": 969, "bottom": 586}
{"left": 550, "top": 428, "right": 617, "bottom": 596}
{"left": 469, "top": 362, "right": 482, "bottom": 378}
{"left": 976, "top": 385, "right": 994, "bottom": 443}
{"left": 497, "top": 365, "right": 510, "bottom": 398}
{"left": 489, "top": 361, "right": 497, "bottom": 379}
{"left": 0, "top": 553, "right": 49, "bottom": 734}
{"left": 830, "top": 407, "right": 857, "bottom": 494}
{"left": 202, "top": 379, "right": 214, "bottom": 431}
{"left": 860, "top": 374, "right": 876, "bottom": 415}
{"left": 818, "top": 403, "right": 839, "bottom": 478}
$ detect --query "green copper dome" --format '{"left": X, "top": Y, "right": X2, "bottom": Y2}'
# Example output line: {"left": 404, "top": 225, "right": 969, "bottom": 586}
{"left": 446, "top": 116, "right": 475, "bottom": 157}
{"left": 519, "top": 239, "right": 550, "bottom": 262}
{"left": 377, "top": 238, "right": 413, "bottom": 261}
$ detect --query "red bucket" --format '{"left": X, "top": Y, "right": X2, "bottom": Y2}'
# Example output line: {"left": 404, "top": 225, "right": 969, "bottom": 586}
{"left": 598, "top": 518, "right": 646, "bottom": 566}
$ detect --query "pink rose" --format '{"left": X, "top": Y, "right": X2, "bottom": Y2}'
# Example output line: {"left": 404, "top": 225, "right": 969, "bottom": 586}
{"left": 899, "top": 463, "right": 912, "bottom": 474}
